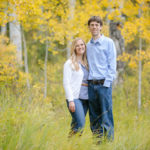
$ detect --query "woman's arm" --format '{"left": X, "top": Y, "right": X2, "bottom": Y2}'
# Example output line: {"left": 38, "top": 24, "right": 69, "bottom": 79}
{"left": 63, "top": 61, "right": 75, "bottom": 112}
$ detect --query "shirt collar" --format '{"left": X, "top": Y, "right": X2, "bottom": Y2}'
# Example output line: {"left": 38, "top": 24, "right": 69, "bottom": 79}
{"left": 90, "top": 34, "right": 104, "bottom": 45}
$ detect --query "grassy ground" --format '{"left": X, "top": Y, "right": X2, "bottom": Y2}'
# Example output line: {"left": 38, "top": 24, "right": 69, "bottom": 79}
{"left": 0, "top": 58, "right": 150, "bottom": 150}
{"left": 0, "top": 84, "right": 150, "bottom": 150}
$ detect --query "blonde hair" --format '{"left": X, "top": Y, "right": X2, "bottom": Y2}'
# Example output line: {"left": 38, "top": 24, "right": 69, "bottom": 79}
{"left": 70, "top": 38, "right": 88, "bottom": 71}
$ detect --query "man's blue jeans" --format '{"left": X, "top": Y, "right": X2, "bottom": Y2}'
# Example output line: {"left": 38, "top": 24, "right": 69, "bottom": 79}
{"left": 88, "top": 82, "right": 114, "bottom": 140}
{"left": 67, "top": 99, "right": 88, "bottom": 134}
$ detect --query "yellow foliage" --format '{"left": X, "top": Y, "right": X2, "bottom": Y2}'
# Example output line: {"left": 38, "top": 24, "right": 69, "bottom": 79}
{"left": 0, "top": 0, "right": 149, "bottom": 69}
{"left": 0, "top": 35, "right": 17, "bottom": 85}
{"left": 121, "top": 1, "right": 139, "bottom": 18}
{"left": 117, "top": 52, "right": 131, "bottom": 62}
{"left": 121, "top": 0, "right": 150, "bottom": 45}
{"left": 118, "top": 48, "right": 150, "bottom": 69}
{"left": 121, "top": 22, "right": 138, "bottom": 43}
{"left": 0, "top": 35, "right": 30, "bottom": 91}
{"left": 128, "top": 61, "right": 137, "bottom": 68}
{"left": 108, "top": 9, "right": 121, "bottom": 21}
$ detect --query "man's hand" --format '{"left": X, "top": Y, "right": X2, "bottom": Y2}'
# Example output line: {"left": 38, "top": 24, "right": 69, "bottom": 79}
{"left": 69, "top": 101, "right": 75, "bottom": 112}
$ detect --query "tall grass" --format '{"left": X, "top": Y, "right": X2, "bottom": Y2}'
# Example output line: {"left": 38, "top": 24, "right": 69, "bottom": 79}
{"left": 0, "top": 60, "right": 150, "bottom": 150}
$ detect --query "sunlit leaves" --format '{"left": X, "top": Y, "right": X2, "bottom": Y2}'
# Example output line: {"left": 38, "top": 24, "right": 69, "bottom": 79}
{"left": 118, "top": 49, "right": 150, "bottom": 69}
{"left": 0, "top": 35, "right": 29, "bottom": 88}
{"left": 121, "top": 0, "right": 150, "bottom": 44}
{"left": 0, "top": 0, "right": 149, "bottom": 67}
{"left": 0, "top": 35, "right": 17, "bottom": 84}
{"left": 121, "top": 22, "right": 138, "bottom": 43}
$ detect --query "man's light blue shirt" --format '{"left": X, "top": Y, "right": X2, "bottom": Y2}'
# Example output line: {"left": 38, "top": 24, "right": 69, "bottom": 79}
{"left": 87, "top": 35, "right": 117, "bottom": 87}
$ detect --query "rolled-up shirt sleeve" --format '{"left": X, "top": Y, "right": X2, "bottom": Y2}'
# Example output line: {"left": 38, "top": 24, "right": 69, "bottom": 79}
{"left": 63, "top": 62, "right": 74, "bottom": 102}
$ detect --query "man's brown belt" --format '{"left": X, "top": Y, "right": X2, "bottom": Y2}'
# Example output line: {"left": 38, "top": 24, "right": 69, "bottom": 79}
{"left": 88, "top": 79, "right": 105, "bottom": 85}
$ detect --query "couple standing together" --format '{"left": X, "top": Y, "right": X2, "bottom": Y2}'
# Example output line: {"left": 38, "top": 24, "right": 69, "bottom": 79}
{"left": 63, "top": 16, "right": 116, "bottom": 141}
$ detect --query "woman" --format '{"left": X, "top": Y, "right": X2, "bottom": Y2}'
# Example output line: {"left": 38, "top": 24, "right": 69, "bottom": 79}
{"left": 63, "top": 38, "right": 89, "bottom": 136}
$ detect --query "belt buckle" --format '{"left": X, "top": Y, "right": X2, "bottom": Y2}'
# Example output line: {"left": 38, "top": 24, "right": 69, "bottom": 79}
{"left": 99, "top": 79, "right": 104, "bottom": 85}
{"left": 93, "top": 80, "right": 97, "bottom": 84}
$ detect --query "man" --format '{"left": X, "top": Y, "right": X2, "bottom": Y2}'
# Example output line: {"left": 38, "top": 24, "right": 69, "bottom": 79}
{"left": 87, "top": 16, "right": 116, "bottom": 141}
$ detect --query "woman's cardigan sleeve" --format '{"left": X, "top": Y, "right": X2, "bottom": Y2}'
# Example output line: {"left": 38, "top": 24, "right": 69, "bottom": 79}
{"left": 63, "top": 61, "right": 74, "bottom": 102}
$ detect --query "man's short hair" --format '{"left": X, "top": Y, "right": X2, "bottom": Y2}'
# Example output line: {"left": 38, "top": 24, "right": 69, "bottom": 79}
{"left": 88, "top": 16, "right": 103, "bottom": 26}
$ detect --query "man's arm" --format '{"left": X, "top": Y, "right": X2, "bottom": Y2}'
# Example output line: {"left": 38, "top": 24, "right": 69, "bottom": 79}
{"left": 103, "top": 39, "right": 117, "bottom": 87}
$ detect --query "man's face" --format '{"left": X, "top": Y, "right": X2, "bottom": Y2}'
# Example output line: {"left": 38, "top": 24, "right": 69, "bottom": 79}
{"left": 88, "top": 21, "right": 102, "bottom": 37}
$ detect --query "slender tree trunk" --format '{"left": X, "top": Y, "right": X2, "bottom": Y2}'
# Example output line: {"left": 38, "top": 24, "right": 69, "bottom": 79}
{"left": 1, "top": 24, "right": 7, "bottom": 44}
{"left": 9, "top": 12, "right": 22, "bottom": 64}
{"left": 1, "top": 9, "right": 7, "bottom": 36}
{"left": 138, "top": 37, "right": 142, "bottom": 111}
{"left": 44, "top": 39, "right": 49, "bottom": 98}
{"left": 67, "top": 41, "right": 72, "bottom": 58}
{"left": 138, "top": 6, "right": 142, "bottom": 111}
{"left": 22, "top": 30, "right": 31, "bottom": 102}
{"left": 67, "top": 0, "right": 76, "bottom": 58}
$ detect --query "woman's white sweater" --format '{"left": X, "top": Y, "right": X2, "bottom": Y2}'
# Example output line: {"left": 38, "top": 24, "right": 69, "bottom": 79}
{"left": 63, "top": 59, "right": 83, "bottom": 102}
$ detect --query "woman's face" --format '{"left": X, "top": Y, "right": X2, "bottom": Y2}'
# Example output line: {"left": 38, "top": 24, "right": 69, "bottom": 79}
{"left": 75, "top": 40, "right": 86, "bottom": 56}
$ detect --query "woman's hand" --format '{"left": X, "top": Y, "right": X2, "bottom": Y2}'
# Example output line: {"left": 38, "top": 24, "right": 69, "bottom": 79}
{"left": 69, "top": 101, "right": 75, "bottom": 112}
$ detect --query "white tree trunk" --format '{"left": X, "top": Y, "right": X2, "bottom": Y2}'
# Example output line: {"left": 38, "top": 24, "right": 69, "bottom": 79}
{"left": 44, "top": 39, "right": 49, "bottom": 98}
{"left": 67, "top": 0, "right": 76, "bottom": 58}
{"left": 1, "top": 9, "right": 7, "bottom": 36}
{"left": 138, "top": 6, "right": 142, "bottom": 111}
{"left": 9, "top": 13, "right": 22, "bottom": 63}
{"left": 22, "top": 31, "right": 31, "bottom": 101}
{"left": 138, "top": 37, "right": 142, "bottom": 111}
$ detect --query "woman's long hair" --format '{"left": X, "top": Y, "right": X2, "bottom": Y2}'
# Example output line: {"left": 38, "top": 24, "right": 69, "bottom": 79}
{"left": 70, "top": 38, "right": 88, "bottom": 71}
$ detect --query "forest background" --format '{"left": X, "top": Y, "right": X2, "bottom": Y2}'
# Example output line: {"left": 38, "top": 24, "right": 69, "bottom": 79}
{"left": 0, "top": 0, "right": 150, "bottom": 149}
